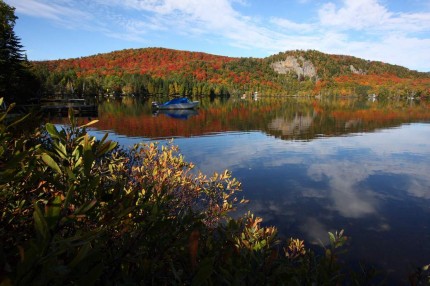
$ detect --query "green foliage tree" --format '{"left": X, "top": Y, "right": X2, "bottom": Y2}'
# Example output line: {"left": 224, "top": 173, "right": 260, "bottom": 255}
{"left": 0, "top": 1, "right": 37, "bottom": 103}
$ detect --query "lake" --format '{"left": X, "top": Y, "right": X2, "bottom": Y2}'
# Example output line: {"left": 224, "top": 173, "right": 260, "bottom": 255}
{"left": 64, "top": 96, "right": 430, "bottom": 283}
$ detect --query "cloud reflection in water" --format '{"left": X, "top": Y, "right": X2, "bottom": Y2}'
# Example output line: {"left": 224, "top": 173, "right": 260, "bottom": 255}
{"left": 174, "top": 123, "right": 430, "bottom": 276}
{"left": 88, "top": 122, "right": 430, "bottom": 281}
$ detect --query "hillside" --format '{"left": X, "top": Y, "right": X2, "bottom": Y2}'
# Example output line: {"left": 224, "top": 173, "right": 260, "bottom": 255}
{"left": 31, "top": 47, "right": 430, "bottom": 98}
{"left": 266, "top": 50, "right": 425, "bottom": 79}
{"left": 34, "top": 48, "right": 237, "bottom": 79}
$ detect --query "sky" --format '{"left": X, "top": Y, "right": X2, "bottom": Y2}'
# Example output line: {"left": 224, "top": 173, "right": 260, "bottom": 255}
{"left": 5, "top": 0, "right": 430, "bottom": 72}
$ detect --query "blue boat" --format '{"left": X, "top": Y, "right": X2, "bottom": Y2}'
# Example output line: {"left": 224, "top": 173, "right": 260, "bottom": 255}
{"left": 152, "top": 97, "right": 199, "bottom": 110}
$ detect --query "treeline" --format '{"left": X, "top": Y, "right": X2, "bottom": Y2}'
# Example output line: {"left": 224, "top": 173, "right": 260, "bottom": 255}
{"left": 31, "top": 66, "right": 234, "bottom": 98}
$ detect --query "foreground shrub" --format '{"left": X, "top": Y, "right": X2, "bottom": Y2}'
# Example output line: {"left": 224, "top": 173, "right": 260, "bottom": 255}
{"left": 0, "top": 104, "right": 249, "bottom": 284}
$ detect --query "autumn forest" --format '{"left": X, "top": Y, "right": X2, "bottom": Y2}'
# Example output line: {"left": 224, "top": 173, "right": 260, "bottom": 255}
{"left": 27, "top": 47, "right": 430, "bottom": 101}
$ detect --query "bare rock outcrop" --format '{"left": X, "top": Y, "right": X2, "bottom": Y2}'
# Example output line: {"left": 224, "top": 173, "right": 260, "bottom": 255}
{"left": 271, "top": 56, "right": 317, "bottom": 79}
{"left": 350, "top": 65, "right": 366, "bottom": 75}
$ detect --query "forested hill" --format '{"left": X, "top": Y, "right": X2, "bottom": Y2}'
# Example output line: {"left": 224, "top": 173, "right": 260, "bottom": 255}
{"left": 34, "top": 48, "right": 238, "bottom": 79}
{"left": 31, "top": 47, "right": 430, "bottom": 98}
{"left": 266, "top": 50, "right": 425, "bottom": 80}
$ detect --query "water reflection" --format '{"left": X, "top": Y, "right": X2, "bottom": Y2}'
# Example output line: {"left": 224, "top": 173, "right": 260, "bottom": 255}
{"left": 69, "top": 96, "right": 430, "bottom": 283}
{"left": 152, "top": 109, "right": 199, "bottom": 120}
{"left": 206, "top": 125, "right": 430, "bottom": 282}
{"left": 268, "top": 112, "right": 315, "bottom": 137}
{"left": 84, "top": 97, "right": 430, "bottom": 141}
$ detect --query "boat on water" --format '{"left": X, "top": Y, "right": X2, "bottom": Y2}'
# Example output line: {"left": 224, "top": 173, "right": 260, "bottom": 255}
{"left": 152, "top": 97, "right": 199, "bottom": 110}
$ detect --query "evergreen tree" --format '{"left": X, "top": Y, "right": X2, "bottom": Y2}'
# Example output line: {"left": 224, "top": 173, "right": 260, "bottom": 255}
{"left": 0, "top": 0, "right": 36, "bottom": 103}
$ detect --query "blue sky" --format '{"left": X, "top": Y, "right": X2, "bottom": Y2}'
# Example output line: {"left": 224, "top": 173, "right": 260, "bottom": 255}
{"left": 6, "top": 0, "right": 430, "bottom": 71}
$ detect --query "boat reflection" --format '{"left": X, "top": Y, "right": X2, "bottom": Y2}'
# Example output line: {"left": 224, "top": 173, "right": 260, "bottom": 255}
{"left": 153, "top": 108, "right": 199, "bottom": 120}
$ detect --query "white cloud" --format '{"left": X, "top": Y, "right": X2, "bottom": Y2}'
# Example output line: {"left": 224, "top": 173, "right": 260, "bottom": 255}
{"left": 270, "top": 0, "right": 430, "bottom": 70}
{"left": 8, "top": 0, "right": 91, "bottom": 26}
{"left": 352, "top": 35, "right": 430, "bottom": 71}
{"left": 318, "top": 0, "right": 430, "bottom": 34}
{"left": 270, "top": 17, "right": 314, "bottom": 33}
{"left": 318, "top": 0, "right": 391, "bottom": 30}
{"left": 7, "top": 0, "right": 430, "bottom": 70}
{"left": 87, "top": 0, "right": 274, "bottom": 51}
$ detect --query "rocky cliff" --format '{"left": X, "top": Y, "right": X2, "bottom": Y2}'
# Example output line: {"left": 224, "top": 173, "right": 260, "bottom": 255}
{"left": 270, "top": 56, "right": 317, "bottom": 79}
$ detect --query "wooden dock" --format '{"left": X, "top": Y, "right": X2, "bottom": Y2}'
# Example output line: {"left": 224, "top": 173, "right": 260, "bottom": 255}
{"left": 41, "top": 104, "right": 98, "bottom": 117}
{"left": 8, "top": 99, "right": 98, "bottom": 117}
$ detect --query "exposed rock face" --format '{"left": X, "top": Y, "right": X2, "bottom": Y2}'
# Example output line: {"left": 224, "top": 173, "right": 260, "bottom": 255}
{"left": 350, "top": 65, "right": 366, "bottom": 75}
{"left": 271, "top": 56, "right": 317, "bottom": 79}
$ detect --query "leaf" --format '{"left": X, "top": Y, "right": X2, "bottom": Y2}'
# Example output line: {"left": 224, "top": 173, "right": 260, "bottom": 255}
{"left": 64, "top": 185, "right": 75, "bottom": 210}
{"left": 5, "top": 113, "right": 30, "bottom": 130}
{"left": 53, "top": 141, "right": 67, "bottom": 159}
{"left": 83, "top": 134, "right": 91, "bottom": 148}
{"left": 33, "top": 203, "right": 49, "bottom": 241}
{"left": 95, "top": 141, "right": 117, "bottom": 156}
{"left": 41, "top": 153, "right": 62, "bottom": 174}
{"left": 74, "top": 199, "right": 97, "bottom": 215}
{"left": 66, "top": 168, "right": 76, "bottom": 180}
{"left": 45, "top": 123, "right": 62, "bottom": 140}
{"left": 99, "top": 132, "right": 109, "bottom": 145}
{"left": 74, "top": 157, "right": 83, "bottom": 168}
{"left": 83, "top": 149, "right": 95, "bottom": 176}
{"left": 79, "top": 119, "right": 99, "bottom": 128}
{"left": 0, "top": 112, "right": 7, "bottom": 122}
{"left": 72, "top": 145, "right": 82, "bottom": 160}
{"left": 45, "top": 195, "right": 62, "bottom": 229}
{"left": 328, "top": 232, "right": 335, "bottom": 245}
{"left": 45, "top": 195, "right": 62, "bottom": 218}
{"left": 6, "top": 102, "right": 16, "bottom": 113}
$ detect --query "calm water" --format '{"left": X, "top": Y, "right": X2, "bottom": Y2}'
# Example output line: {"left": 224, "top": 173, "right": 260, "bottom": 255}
{"left": 73, "top": 96, "right": 430, "bottom": 282}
